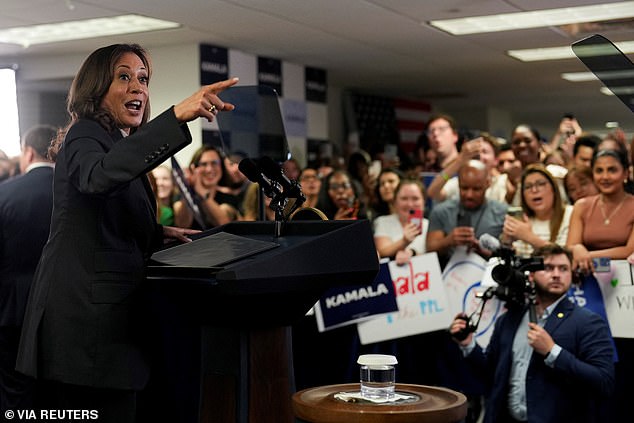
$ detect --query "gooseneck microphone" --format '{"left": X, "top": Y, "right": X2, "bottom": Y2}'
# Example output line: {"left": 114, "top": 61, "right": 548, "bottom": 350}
{"left": 238, "top": 158, "right": 281, "bottom": 199}
{"left": 258, "top": 156, "right": 306, "bottom": 203}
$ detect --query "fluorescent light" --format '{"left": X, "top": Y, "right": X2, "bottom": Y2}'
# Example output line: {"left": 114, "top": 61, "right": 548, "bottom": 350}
{"left": 562, "top": 69, "right": 634, "bottom": 82}
{"left": 508, "top": 41, "right": 634, "bottom": 62}
{"left": 600, "top": 86, "right": 634, "bottom": 95}
{"left": 0, "top": 15, "right": 181, "bottom": 48}
{"left": 429, "top": 1, "right": 634, "bottom": 35}
{"left": 561, "top": 72, "right": 597, "bottom": 82}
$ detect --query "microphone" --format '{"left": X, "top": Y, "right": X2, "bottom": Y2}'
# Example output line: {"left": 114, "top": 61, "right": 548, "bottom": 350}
{"left": 479, "top": 233, "right": 501, "bottom": 252}
{"left": 258, "top": 156, "right": 305, "bottom": 203}
{"left": 238, "top": 158, "right": 281, "bottom": 199}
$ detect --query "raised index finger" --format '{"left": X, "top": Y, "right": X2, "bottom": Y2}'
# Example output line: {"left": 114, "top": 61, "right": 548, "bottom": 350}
{"left": 207, "top": 77, "right": 240, "bottom": 94}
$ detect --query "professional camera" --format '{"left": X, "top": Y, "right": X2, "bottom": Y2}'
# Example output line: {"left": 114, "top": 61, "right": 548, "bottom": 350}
{"left": 489, "top": 246, "right": 544, "bottom": 308}
{"left": 452, "top": 246, "right": 544, "bottom": 341}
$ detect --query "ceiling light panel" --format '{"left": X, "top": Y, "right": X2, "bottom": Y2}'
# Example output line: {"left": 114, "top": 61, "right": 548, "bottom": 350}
{"left": 428, "top": 1, "right": 634, "bottom": 35}
{"left": 0, "top": 15, "right": 181, "bottom": 47}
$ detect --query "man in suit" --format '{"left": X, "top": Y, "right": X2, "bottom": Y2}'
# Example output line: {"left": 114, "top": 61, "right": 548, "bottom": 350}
{"left": 0, "top": 125, "right": 56, "bottom": 411}
{"left": 450, "top": 244, "right": 615, "bottom": 422}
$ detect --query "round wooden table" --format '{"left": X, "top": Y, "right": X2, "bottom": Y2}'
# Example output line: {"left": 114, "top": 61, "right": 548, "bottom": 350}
{"left": 292, "top": 383, "right": 467, "bottom": 423}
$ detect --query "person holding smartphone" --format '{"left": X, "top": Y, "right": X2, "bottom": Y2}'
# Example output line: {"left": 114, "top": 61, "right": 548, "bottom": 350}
{"left": 503, "top": 164, "right": 573, "bottom": 258}
{"left": 373, "top": 179, "right": 428, "bottom": 265}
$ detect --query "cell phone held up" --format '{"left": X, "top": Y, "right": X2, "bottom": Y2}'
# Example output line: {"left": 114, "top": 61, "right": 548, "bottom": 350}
{"left": 408, "top": 209, "right": 423, "bottom": 232}
{"left": 506, "top": 206, "right": 524, "bottom": 220}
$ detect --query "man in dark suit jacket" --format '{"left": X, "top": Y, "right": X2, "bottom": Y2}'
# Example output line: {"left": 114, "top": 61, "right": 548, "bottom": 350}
{"left": 450, "top": 244, "right": 614, "bottom": 423}
{"left": 0, "top": 125, "right": 56, "bottom": 411}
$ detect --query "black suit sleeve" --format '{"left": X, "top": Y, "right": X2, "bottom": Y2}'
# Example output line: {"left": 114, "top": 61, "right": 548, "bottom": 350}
{"left": 65, "top": 108, "right": 191, "bottom": 194}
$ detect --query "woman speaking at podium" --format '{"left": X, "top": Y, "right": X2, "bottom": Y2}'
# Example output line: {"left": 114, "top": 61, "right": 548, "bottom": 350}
{"left": 16, "top": 43, "right": 237, "bottom": 422}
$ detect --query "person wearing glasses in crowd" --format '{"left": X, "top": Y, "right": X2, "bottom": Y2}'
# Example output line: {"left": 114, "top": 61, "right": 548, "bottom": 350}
{"left": 316, "top": 170, "right": 366, "bottom": 220}
{"left": 427, "top": 133, "right": 508, "bottom": 204}
{"left": 298, "top": 167, "right": 322, "bottom": 209}
{"left": 503, "top": 164, "right": 573, "bottom": 258}
{"left": 426, "top": 113, "right": 460, "bottom": 171}
{"left": 173, "top": 144, "right": 238, "bottom": 229}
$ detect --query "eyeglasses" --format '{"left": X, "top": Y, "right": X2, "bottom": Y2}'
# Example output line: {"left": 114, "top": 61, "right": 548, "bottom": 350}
{"left": 426, "top": 125, "right": 451, "bottom": 136}
{"left": 523, "top": 179, "right": 549, "bottom": 191}
{"left": 329, "top": 182, "right": 352, "bottom": 191}
{"left": 196, "top": 160, "right": 221, "bottom": 168}
{"left": 300, "top": 174, "right": 319, "bottom": 181}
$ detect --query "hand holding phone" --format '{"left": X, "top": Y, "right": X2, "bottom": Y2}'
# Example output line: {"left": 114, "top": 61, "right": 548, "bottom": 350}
{"left": 408, "top": 209, "right": 423, "bottom": 232}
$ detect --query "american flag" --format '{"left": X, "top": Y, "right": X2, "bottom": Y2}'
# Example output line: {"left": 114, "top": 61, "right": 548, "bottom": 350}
{"left": 347, "top": 93, "right": 431, "bottom": 155}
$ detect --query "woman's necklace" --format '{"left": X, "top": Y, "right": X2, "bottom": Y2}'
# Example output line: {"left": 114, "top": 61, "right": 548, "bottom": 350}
{"left": 599, "top": 194, "right": 626, "bottom": 225}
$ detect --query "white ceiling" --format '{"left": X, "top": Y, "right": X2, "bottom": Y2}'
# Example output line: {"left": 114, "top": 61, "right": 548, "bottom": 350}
{"left": 2, "top": 0, "right": 634, "bottom": 135}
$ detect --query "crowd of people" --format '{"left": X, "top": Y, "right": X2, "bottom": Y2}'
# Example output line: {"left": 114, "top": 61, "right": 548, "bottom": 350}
{"left": 0, "top": 41, "right": 632, "bottom": 421}
{"left": 141, "top": 110, "right": 633, "bottom": 421}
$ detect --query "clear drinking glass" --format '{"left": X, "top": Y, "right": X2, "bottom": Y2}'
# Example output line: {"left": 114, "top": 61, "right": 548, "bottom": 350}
{"left": 357, "top": 354, "right": 397, "bottom": 400}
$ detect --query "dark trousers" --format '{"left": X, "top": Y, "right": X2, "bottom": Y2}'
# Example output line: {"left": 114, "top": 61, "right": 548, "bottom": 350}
{"left": 39, "top": 381, "right": 136, "bottom": 423}
{"left": 0, "top": 326, "right": 34, "bottom": 412}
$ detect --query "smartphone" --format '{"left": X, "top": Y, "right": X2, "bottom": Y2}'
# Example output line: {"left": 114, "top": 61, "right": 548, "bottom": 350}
{"left": 507, "top": 206, "right": 523, "bottom": 219}
{"left": 457, "top": 210, "right": 471, "bottom": 227}
{"left": 592, "top": 257, "right": 611, "bottom": 273}
{"left": 408, "top": 209, "right": 423, "bottom": 231}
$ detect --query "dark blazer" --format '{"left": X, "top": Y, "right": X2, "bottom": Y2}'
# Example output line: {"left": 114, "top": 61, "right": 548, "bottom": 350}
{"left": 0, "top": 166, "right": 54, "bottom": 327}
{"left": 16, "top": 108, "right": 191, "bottom": 390}
{"left": 467, "top": 300, "right": 614, "bottom": 423}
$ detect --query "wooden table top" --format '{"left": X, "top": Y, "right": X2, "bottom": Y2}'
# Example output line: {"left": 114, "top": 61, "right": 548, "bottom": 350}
{"left": 292, "top": 383, "right": 467, "bottom": 423}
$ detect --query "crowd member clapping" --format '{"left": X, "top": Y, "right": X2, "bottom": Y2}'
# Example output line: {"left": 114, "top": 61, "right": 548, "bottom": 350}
{"left": 373, "top": 179, "right": 428, "bottom": 265}
{"left": 503, "top": 164, "right": 572, "bottom": 257}
{"left": 173, "top": 145, "right": 237, "bottom": 229}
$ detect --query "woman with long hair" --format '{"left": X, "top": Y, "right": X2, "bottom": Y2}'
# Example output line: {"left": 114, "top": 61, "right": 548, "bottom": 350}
{"left": 503, "top": 164, "right": 573, "bottom": 258}
{"left": 16, "top": 43, "right": 237, "bottom": 420}
{"left": 373, "top": 179, "right": 428, "bottom": 265}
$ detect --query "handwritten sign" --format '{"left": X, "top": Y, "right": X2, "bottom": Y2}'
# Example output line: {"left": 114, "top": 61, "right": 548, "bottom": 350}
{"left": 357, "top": 252, "right": 451, "bottom": 345}
{"left": 442, "top": 249, "right": 504, "bottom": 348}
{"left": 584, "top": 260, "right": 634, "bottom": 339}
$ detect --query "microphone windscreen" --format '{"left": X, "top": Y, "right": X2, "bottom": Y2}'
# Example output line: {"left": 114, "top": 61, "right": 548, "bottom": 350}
{"left": 258, "top": 156, "right": 282, "bottom": 180}
{"left": 479, "top": 233, "right": 501, "bottom": 251}
{"left": 238, "top": 158, "right": 261, "bottom": 183}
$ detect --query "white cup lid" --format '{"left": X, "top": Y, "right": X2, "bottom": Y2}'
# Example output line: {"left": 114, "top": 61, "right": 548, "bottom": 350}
{"left": 357, "top": 354, "right": 398, "bottom": 366}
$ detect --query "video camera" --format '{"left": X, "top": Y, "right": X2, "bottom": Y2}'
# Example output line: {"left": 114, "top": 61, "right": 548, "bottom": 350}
{"left": 489, "top": 246, "right": 544, "bottom": 308}
{"left": 453, "top": 246, "right": 544, "bottom": 341}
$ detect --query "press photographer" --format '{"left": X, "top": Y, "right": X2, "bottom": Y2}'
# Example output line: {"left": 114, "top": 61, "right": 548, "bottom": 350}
{"left": 449, "top": 244, "right": 614, "bottom": 423}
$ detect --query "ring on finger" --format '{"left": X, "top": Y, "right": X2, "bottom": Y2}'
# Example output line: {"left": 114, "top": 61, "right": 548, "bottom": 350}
{"left": 209, "top": 104, "right": 218, "bottom": 113}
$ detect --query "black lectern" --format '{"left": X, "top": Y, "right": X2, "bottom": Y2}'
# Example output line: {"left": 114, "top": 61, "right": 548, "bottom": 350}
{"left": 142, "top": 220, "right": 378, "bottom": 423}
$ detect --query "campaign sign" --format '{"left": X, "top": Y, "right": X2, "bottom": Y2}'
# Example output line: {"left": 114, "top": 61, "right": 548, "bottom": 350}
{"left": 314, "top": 262, "right": 398, "bottom": 332}
{"left": 357, "top": 252, "right": 451, "bottom": 345}
{"left": 442, "top": 249, "right": 504, "bottom": 348}
{"left": 579, "top": 260, "right": 634, "bottom": 339}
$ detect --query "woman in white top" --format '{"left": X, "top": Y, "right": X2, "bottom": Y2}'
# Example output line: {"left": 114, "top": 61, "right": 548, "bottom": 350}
{"left": 373, "top": 179, "right": 428, "bottom": 264}
{"left": 503, "top": 163, "right": 572, "bottom": 257}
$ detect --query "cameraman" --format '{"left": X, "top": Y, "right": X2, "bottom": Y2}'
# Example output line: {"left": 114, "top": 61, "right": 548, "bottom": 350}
{"left": 449, "top": 244, "right": 614, "bottom": 423}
